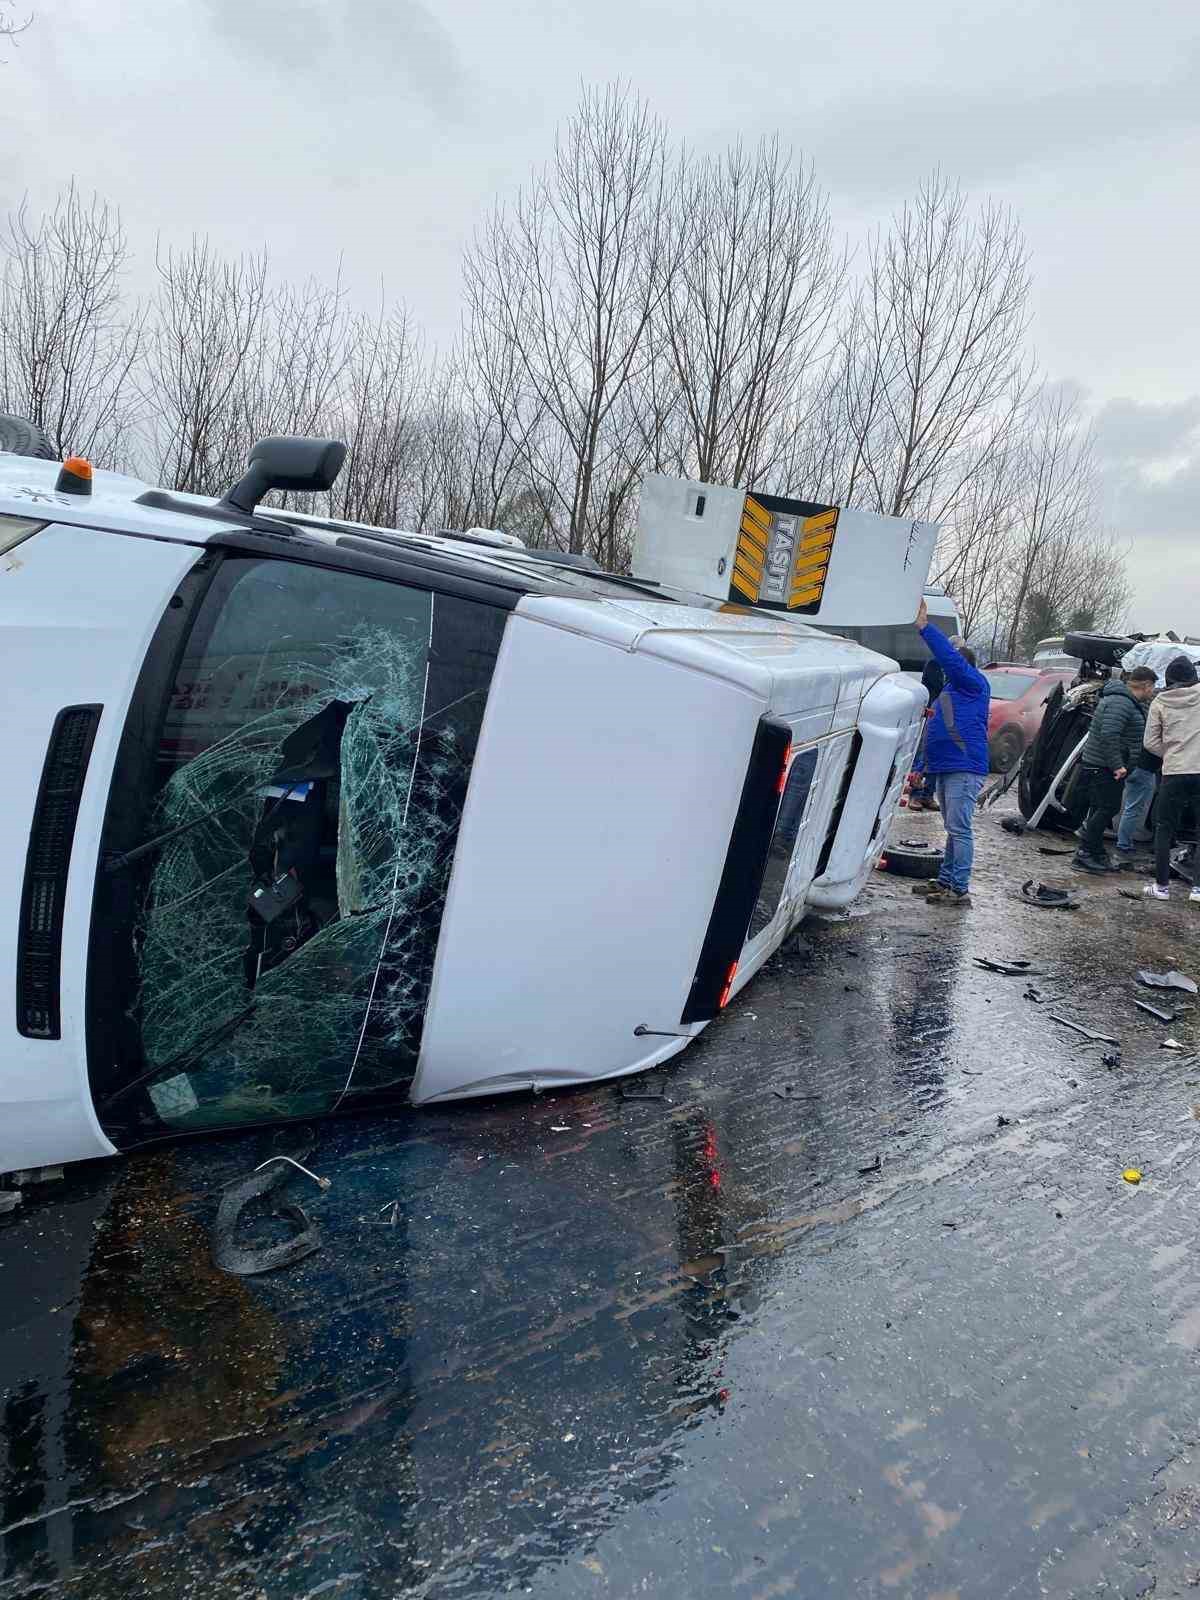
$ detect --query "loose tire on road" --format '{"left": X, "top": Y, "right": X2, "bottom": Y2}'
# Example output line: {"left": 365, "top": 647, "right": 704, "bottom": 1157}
{"left": 0, "top": 413, "right": 56, "bottom": 461}
{"left": 882, "top": 843, "right": 945, "bottom": 879}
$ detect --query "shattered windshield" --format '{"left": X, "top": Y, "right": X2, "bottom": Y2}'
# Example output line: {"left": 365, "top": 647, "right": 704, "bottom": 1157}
{"left": 91, "top": 555, "right": 505, "bottom": 1139}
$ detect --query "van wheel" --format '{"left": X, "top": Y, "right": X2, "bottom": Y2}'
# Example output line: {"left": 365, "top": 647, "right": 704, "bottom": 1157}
{"left": 989, "top": 727, "right": 1024, "bottom": 774}
{"left": 0, "top": 414, "right": 56, "bottom": 460}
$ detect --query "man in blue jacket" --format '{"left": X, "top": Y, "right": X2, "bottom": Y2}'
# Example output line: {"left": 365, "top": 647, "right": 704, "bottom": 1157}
{"left": 914, "top": 599, "right": 991, "bottom": 908}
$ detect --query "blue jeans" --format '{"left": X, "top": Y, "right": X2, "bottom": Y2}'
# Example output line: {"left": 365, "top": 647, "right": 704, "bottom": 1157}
{"left": 935, "top": 771, "right": 986, "bottom": 893}
{"left": 1116, "top": 767, "right": 1156, "bottom": 852}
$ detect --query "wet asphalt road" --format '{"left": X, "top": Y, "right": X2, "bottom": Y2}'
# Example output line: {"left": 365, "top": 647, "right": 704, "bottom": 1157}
{"left": 5, "top": 804, "right": 1200, "bottom": 1599}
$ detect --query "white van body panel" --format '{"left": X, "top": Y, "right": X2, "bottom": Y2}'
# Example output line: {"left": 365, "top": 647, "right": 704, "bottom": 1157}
{"left": 0, "top": 522, "right": 200, "bottom": 1169}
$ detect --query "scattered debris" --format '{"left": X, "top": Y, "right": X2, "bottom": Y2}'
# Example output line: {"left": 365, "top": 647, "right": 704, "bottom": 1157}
{"left": 620, "top": 1077, "right": 665, "bottom": 1101}
{"left": 1136, "top": 999, "right": 1176, "bottom": 1023}
{"left": 1024, "top": 985, "right": 1043, "bottom": 1002}
{"left": 0, "top": 1190, "right": 23, "bottom": 1216}
{"left": 254, "top": 1154, "right": 331, "bottom": 1190}
{"left": 773, "top": 1084, "right": 818, "bottom": 1101}
{"left": 1139, "top": 970, "right": 1198, "bottom": 995}
{"left": 1021, "top": 879, "right": 1079, "bottom": 910}
{"left": 857, "top": 1154, "right": 882, "bottom": 1175}
{"left": 1049, "top": 1014, "right": 1120, "bottom": 1046}
{"left": 1122, "top": 1168, "right": 1143, "bottom": 1185}
{"left": 1102, "top": 1051, "right": 1122, "bottom": 1069}
{"left": 974, "top": 957, "right": 1040, "bottom": 976}
{"left": 1162, "top": 1038, "right": 1186, "bottom": 1052}
{"left": 211, "top": 1162, "right": 321, "bottom": 1276}
{"left": 1001, "top": 817, "right": 1026, "bottom": 836}
{"left": 1038, "top": 846, "right": 1074, "bottom": 856}
{"left": 359, "top": 1200, "right": 400, "bottom": 1227}
{"left": 962, "top": 1068, "right": 984, "bottom": 1076}
{"left": 997, "top": 1115, "right": 1012, "bottom": 1127}
{"left": 1118, "top": 888, "right": 1144, "bottom": 901}
{"left": 941, "top": 1221, "right": 958, "bottom": 1229}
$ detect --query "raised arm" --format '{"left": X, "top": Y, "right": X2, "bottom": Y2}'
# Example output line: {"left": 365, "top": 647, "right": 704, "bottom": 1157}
{"left": 916, "top": 602, "right": 986, "bottom": 696}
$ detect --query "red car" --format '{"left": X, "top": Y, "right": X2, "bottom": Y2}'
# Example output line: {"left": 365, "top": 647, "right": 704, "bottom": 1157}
{"left": 984, "top": 664, "right": 1075, "bottom": 772}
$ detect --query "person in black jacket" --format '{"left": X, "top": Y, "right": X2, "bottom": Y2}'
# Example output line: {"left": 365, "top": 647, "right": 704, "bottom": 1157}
{"left": 909, "top": 655, "right": 947, "bottom": 811}
{"left": 1074, "top": 667, "right": 1157, "bottom": 872}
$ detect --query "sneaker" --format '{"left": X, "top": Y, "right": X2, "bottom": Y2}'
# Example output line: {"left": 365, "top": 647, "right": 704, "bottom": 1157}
{"left": 1144, "top": 883, "right": 1170, "bottom": 901}
{"left": 931, "top": 890, "right": 972, "bottom": 908}
{"left": 918, "top": 880, "right": 951, "bottom": 897}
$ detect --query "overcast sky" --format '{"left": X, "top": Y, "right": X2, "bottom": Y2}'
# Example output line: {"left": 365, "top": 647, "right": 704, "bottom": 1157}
{"left": 6, "top": 0, "right": 1199, "bottom": 629}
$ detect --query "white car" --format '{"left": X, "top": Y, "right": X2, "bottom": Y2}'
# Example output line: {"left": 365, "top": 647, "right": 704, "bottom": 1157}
{"left": 0, "top": 428, "right": 927, "bottom": 1175}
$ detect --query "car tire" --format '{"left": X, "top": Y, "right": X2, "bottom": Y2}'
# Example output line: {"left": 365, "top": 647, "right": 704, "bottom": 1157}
{"left": 989, "top": 727, "right": 1025, "bottom": 774}
{"left": 882, "top": 843, "right": 944, "bottom": 879}
{"left": 0, "top": 413, "right": 56, "bottom": 461}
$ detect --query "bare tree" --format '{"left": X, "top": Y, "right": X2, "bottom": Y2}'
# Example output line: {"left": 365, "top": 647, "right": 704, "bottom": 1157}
{"left": 659, "top": 137, "right": 841, "bottom": 487}
{"left": 144, "top": 240, "right": 271, "bottom": 494}
{"left": 0, "top": 184, "right": 143, "bottom": 459}
{"left": 797, "top": 173, "right": 1031, "bottom": 524}
{"left": 1001, "top": 384, "right": 1101, "bottom": 658}
{"left": 329, "top": 300, "right": 426, "bottom": 528}
{"left": 464, "top": 84, "right": 671, "bottom": 555}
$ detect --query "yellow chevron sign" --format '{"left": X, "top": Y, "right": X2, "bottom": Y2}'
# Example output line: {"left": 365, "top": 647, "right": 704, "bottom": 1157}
{"left": 731, "top": 494, "right": 771, "bottom": 601}
{"left": 787, "top": 507, "right": 838, "bottom": 610}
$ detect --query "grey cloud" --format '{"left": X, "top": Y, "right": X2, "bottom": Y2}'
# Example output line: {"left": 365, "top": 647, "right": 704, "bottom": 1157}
{"left": 772, "top": 51, "right": 1200, "bottom": 197}
{"left": 1092, "top": 396, "right": 1200, "bottom": 467}
{"left": 201, "top": 0, "right": 467, "bottom": 108}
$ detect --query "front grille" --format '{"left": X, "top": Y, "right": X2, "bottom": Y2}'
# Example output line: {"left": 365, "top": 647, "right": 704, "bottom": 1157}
{"left": 17, "top": 706, "right": 102, "bottom": 1039}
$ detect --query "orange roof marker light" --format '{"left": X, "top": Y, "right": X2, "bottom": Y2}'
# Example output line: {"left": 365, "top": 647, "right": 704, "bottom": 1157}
{"left": 55, "top": 456, "right": 93, "bottom": 497}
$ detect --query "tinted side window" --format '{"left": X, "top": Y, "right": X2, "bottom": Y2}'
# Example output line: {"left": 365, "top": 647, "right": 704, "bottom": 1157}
{"left": 747, "top": 748, "right": 819, "bottom": 939}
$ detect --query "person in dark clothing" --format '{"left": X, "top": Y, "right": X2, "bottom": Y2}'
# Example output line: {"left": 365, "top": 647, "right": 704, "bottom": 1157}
{"left": 1073, "top": 667, "right": 1157, "bottom": 873}
{"left": 1142, "top": 654, "right": 1200, "bottom": 902}
{"left": 914, "top": 601, "right": 990, "bottom": 908}
{"left": 910, "top": 654, "right": 947, "bottom": 811}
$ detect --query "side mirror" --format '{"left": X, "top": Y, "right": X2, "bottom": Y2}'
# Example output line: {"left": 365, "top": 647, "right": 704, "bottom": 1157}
{"left": 219, "top": 437, "right": 347, "bottom": 516}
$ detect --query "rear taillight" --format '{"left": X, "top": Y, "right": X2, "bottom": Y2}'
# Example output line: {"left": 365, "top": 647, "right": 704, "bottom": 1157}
{"left": 717, "top": 962, "right": 739, "bottom": 1009}
{"left": 17, "top": 707, "right": 102, "bottom": 1039}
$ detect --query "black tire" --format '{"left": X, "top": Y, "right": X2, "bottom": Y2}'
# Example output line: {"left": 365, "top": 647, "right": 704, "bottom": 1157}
{"left": 1063, "top": 631, "right": 1134, "bottom": 669}
{"left": 989, "top": 726, "right": 1024, "bottom": 774}
{"left": 882, "top": 843, "right": 944, "bottom": 879}
{"left": 0, "top": 413, "right": 55, "bottom": 461}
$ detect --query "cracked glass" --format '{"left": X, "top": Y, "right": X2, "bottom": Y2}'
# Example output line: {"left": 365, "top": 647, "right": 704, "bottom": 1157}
{"left": 102, "top": 556, "right": 503, "bottom": 1135}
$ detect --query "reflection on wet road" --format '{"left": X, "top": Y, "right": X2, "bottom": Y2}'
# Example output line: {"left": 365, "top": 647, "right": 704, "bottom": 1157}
{"left": 4, "top": 812, "right": 1200, "bottom": 1598}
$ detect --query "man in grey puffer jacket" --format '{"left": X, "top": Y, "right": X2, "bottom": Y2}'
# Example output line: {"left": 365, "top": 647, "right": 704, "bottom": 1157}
{"left": 1074, "top": 667, "right": 1157, "bottom": 872}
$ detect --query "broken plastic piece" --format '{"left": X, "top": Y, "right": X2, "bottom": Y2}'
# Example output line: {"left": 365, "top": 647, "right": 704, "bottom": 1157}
{"left": 1138, "top": 970, "right": 1198, "bottom": 995}
{"left": 1021, "top": 879, "right": 1079, "bottom": 910}
{"left": 1134, "top": 999, "right": 1175, "bottom": 1024}
{"left": 1049, "top": 1014, "right": 1120, "bottom": 1046}
{"left": 211, "top": 1162, "right": 321, "bottom": 1275}
{"left": 1122, "top": 1168, "right": 1142, "bottom": 1185}
{"left": 1161, "top": 1038, "right": 1186, "bottom": 1051}
{"left": 974, "top": 957, "right": 1040, "bottom": 976}
{"left": 857, "top": 1154, "right": 881, "bottom": 1175}
{"left": 1102, "top": 1051, "right": 1122, "bottom": 1069}
{"left": 620, "top": 1077, "right": 665, "bottom": 1101}
{"left": 1037, "top": 846, "right": 1074, "bottom": 856}
{"left": 1023, "top": 985, "right": 1043, "bottom": 1002}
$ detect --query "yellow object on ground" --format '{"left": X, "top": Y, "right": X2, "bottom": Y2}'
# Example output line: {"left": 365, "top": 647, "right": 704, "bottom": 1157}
{"left": 1123, "top": 1168, "right": 1143, "bottom": 1184}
